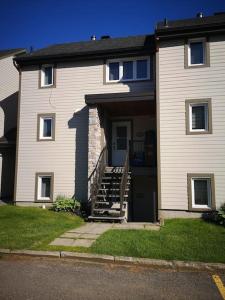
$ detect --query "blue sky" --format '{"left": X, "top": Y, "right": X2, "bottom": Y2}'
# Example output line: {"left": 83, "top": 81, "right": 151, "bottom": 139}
{"left": 1, "top": 0, "right": 225, "bottom": 51}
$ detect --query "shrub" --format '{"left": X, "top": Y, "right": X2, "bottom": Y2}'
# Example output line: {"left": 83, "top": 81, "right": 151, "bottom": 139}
{"left": 52, "top": 195, "right": 80, "bottom": 213}
{"left": 203, "top": 203, "right": 225, "bottom": 226}
{"left": 217, "top": 203, "right": 225, "bottom": 225}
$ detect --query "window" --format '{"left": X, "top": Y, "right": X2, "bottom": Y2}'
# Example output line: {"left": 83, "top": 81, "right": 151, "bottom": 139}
{"left": 35, "top": 173, "right": 54, "bottom": 202}
{"left": 106, "top": 57, "right": 150, "bottom": 82}
{"left": 185, "top": 38, "right": 210, "bottom": 68}
{"left": 185, "top": 99, "right": 212, "bottom": 135}
{"left": 109, "top": 62, "right": 119, "bottom": 80}
{"left": 123, "top": 61, "right": 133, "bottom": 80}
{"left": 189, "top": 41, "right": 204, "bottom": 65}
{"left": 137, "top": 59, "right": 148, "bottom": 79}
{"left": 40, "top": 65, "right": 55, "bottom": 87}
{"left": 116, "top": 126, "right": 127, "bottom": 150}
{"left": 191, "top": 104, "right": 208, "bottom": 131}
{"left": 188, "top": 174, "right": 215, "bottom": 211}
{"left": 37, "top": 114, "right": 55, "bottom": 141}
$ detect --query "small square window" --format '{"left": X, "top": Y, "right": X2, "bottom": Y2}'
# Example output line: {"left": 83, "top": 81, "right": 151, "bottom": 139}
{"left": 188, "top": 174, "right": 215, "bottom": 211}
{"left": 123, "top": 61, "right": 133, "bottom": 80}
{"left": 38, "top": 114, "right": 55, "bottom": 141}
{"left": 185, "top": 38, "right": 209, "bottom": 68}
{"left": 185, "top": 99, "right": 212, "bottom": 135}
{"left": 191, "top": 104, "right": 208, "bottom": 131}
{"left": 41, "top": 65, "right": 54, "bottom": 87}
{"left": 109, "top": 62, "right": 119, "bottom": 81}
{"left": 190, "top": 42, "right": 204, "bottom": 65}
{"left": 36, "top": 173, "right": 54, "bottom": 202}
{"left": 137, "top": 59, "right": 148, "bottom": 79}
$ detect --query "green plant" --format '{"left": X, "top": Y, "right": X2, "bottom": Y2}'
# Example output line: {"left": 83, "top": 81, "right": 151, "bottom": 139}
{"left": 52, "top": 195, "right": 80, "bottom": 213}
{"left": 216, "top": 203, "right": 225, "bottom": 225}
{"left": 203, "top": 203, "right": 225, "bottom": 226}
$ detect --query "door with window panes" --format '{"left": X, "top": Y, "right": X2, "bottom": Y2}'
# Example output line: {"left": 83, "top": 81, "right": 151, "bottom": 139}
{"left": 112, "top": 121, "right": 131, "bottom": 166}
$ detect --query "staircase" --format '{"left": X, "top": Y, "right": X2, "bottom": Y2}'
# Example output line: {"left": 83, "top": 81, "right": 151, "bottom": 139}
{"left": 88, "top": 167, "right": 131, "bottom": 221}
{"left": 88, "top": 148, "right": 131, "bottom": 222}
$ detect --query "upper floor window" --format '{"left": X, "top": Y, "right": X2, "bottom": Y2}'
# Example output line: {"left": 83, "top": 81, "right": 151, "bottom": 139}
{"left": 185, "top": 38, "right": 210, "bottom": 68}
{"left": 185, "top": 99, "right": 212, "bottom": 135}
{"left": 106, "top": 57, "right": 150, "bottom": 83}
{"left": 40, "top": 65, "right": 54, "bottom": 87}
{"left": 189, "top": 40, "right": 204, "bottom": 65}
{"left": 37, "top": 113, "right": 55, "bottom": 141}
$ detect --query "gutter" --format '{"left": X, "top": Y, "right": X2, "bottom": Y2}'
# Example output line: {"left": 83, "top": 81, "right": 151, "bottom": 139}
{"left": 14, "top": 47, "right": 155, "bottom": 66}
{"left": 156, "top": 26, "right": 225, "bottom": 40}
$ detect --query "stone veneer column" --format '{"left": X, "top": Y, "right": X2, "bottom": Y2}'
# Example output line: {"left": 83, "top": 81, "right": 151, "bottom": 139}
{"left": 88, "top": 105, "right": 103, "bottom": 178}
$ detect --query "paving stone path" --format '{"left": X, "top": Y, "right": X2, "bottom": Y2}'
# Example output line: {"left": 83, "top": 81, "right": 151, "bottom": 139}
{"left": 50, "top": 222, "right": 160, "bottom": 248}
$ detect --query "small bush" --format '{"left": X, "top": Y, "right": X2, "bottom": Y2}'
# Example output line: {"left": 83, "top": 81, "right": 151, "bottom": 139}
{"left": 203, "top": 203, "right": 225, "bottom": 226}
{"left": 52, "top": 195, "right": 80, "bottom": 213}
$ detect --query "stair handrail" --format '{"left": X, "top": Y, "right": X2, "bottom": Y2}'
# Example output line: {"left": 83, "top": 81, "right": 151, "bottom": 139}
{"left": 120, "top": 150, "right": 130, "bottom": 217}
{"left": 88, "top": 146, "right": 107, "bottom": 216}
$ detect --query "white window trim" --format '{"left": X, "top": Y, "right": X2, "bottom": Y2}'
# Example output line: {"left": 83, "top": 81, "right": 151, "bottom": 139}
{"left": 37, "top": 175, "right": 51, "bottom": 201}
{"left": 191, "top": 177, "right": 212, "bottom": 209}
{"left": 188, "top": 38, "right": 206, "bottom": 67}
{"left": 41, "top": 64, "right": 54, "bottom": 87}
{"left": 189, "top": 102, "right": 208, "bottom": 132}
{"left": 106, "top": 56, "right": 150, "bottom": 83}
{"left": 39, "top": 116, "right": 53, "bottom": 140}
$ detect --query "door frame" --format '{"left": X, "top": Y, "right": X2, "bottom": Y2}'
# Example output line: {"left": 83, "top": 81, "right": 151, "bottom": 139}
{"left": 108, "top": 119, "right": 133, "bottom": 166}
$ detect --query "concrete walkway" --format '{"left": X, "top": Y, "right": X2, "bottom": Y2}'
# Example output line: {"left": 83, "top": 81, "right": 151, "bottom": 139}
{"left": 50, "top": 222, "right": 160, "bottom": 248}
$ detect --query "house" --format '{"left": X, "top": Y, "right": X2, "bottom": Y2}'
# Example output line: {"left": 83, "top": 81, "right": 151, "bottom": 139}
{"left": 13, "top": 12, "right": 225, "bottom": 222}
{"left": 0, "top": 48, "right": 26, "bottom": 201}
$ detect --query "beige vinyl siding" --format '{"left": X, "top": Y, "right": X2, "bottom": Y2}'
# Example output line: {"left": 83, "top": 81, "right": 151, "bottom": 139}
{"left": 16, "top": 59, "right": 153, "bottom": 203}
{"left": 158, "top": 35, "right": 225, "bottom": 210}
{"left": 0, "top": 56, "right": 19, "bottom": 136}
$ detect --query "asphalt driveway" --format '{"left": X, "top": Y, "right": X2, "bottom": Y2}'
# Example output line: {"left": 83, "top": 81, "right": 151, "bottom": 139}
{"left": 0, "top": 256, "right": 224, "bottom": 300}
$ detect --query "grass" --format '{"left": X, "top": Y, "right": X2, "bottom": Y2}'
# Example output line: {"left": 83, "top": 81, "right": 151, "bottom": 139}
{"left": 0, "top": 206, "right": 225, "bottom": 263}
{"left": 0, "top": 205, "right": 83, "bottom": 250}
{"left": 91, "top": 219, "right": 225, "bottom": 263}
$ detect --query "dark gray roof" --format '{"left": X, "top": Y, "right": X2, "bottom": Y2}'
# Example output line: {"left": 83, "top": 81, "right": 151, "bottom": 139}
{"left": 15, "top": 35, "right": 154, "bottom": 64}
{"left": 156, "top": 13, "right": 225, "bottom": 36}
{"left": 0, "top": 48, "right": 26, "bottom": 59}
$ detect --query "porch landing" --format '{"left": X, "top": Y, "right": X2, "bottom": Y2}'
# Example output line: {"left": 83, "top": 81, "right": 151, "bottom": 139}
{"left": 50, "top": 222, "right": 160, "bottom": 248}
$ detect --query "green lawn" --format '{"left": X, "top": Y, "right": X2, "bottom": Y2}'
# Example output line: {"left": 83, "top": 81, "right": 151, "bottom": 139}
{"left": 0, "top": 206, "right": 225, "bottom": 263}
{"left": 0, "top": 205, "right": 83, "bottom": 250}
{"left": 91, "top": 219, "right": 225, "bottom": 263}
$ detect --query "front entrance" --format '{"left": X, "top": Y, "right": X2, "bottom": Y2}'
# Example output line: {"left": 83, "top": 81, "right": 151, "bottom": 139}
{"left": 112, "top": 121, "right": 131, "bottom": 166}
